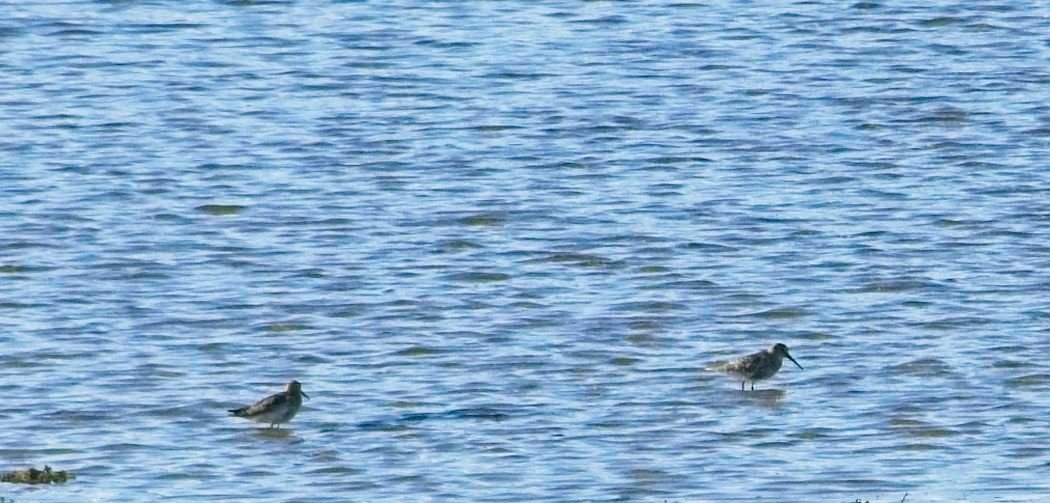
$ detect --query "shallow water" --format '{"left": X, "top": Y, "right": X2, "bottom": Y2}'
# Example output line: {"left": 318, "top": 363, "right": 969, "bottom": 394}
{"left": 2, "top": 1, "right": 1050, "bottom": 501}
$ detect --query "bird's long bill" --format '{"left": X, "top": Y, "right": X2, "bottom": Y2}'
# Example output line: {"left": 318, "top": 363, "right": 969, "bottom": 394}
{"left": 301, "top": 390, "right": 310, "bottom": 400}
{"left": 786, "top": 352, "right": 804, "bottom": 370}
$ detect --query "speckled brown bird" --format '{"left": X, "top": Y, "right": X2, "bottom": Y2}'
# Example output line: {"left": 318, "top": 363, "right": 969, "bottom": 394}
{"left": 229, "top": 380, "right": 309, "bottom": 429}
{"left": 708, "top": 343, "right": 803, "bottom": 391}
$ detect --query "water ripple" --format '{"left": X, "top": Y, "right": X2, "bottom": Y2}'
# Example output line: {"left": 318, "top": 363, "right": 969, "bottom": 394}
{"left": 3, "top": 1, "right": 1050, "bottom": 501}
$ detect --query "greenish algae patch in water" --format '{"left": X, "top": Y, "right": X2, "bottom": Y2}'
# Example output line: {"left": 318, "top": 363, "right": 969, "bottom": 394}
{"left": 2, "top": 466, "right": 75, "bottom": 484}
{"left": 264, "top": 323, "right": 312, "bottom": 333}
{"left": 395, "top": 346, "right": 440, "bottom": 357}
{"left": 195, "top": 204, "right": 245, "bottom": 216}
{"left": 799, "top": 331, "right": 836, "bottom": 341}
{"left": 1006, "top": 373, "right": 1050, "bottom": 387}
{"left": 910, "top": 428, "right": 957, "bottom": 438}
{"left": 542, "top": 253, "right": 618, "bottom": 268}
{"left": 388, "top": 400, "right": 424, "bottom": 409}
{"left": 459, "top": 214, "right": 505, "bottom": 226}
{"left": 749, "top": 308, "right": 807, "bottom": 320}
{"left": 437, "top": 239, "right": 483, "bottom": 252}
{"left": 446, "top": 272, "right": 510, "bottom": 282}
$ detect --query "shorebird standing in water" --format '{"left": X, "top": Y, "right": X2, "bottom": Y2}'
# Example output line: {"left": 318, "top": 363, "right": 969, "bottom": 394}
{"left": 229, "top": 380, "right": 309, "bottom": 429}
{"left": 708, "top": 343, "right": 803, "bottom": 391}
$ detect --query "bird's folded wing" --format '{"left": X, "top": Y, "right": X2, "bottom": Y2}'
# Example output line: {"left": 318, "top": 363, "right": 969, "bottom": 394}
{"left": 242, "top": 393, "right": 288, "bottom": 416}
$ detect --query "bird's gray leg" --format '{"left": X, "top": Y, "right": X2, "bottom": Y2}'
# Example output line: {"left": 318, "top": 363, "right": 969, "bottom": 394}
{"left": 750, "top": 382, "right": 755, "bottom": 391}
{"left": 741, "top": 381, "right": 745, "bottom": 391}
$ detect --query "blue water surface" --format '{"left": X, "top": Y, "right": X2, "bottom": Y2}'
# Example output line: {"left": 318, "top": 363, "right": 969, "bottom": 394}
{"left": 2, "top": 1, "right": 1050, "bottom": 501}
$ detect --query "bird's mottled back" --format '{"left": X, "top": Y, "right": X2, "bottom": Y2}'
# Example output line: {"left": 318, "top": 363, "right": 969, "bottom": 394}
{"left": 719, "top": 352, "right": 767, "bottom": 374}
